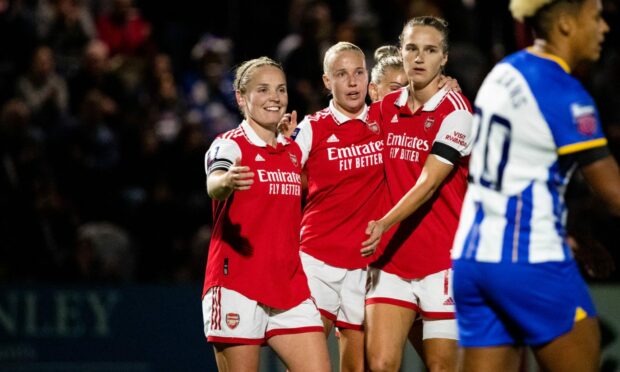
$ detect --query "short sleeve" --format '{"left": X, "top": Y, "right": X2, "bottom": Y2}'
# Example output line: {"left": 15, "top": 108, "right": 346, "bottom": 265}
{"left": 204, "top": 138, "right": 242, "bottom": 175}
{"left": 291, "top": 117, "right": 313, "bottom": 166}
{"left": 535, "top": 81, "right": 607, "bottom": 156}
{"left": 431, "top": 110, "right": 473, "bottom": 164}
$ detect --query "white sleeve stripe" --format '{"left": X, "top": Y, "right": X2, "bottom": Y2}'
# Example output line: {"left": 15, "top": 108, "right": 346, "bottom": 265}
{"left": 446, "top": 93, "right": 464, "bottom": 111}
{"left": 449, "top": 91, "right": 467, "bottom": 110}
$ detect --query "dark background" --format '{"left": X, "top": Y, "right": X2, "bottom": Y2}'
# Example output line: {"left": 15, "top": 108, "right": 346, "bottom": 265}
{"left": 0, "top": 0, "right": 619, "bottom": 370}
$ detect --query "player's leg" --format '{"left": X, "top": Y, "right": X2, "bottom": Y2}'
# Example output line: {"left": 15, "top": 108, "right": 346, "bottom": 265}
{"left": 338, "top": 328, "right": 365, "bottom": 372}
{"left": 212, "top": 344, "right": 260, "bottom": 372}
{"left": 299, "top": 252, "right": 338, "bottom": 337}
{"left": 336, "top": 266, "right": 368, "bottom": 372}
{"left": 269, "top": 331, "right": 331, "bottom": 372}
{"left": 421, "top": 321, "right": 458, "bottom": 372}
{"left": 202, "top": 286, "right": 267, "bottom": 372}
{"left": 266, "top": 297, "right": 330, "bottom": 372}
{"left": 365, "top": 268, "right": 417, "bottom": 372}
{"left": 365, "top": 303, "right": 416, "bottom": 372}
{"left": 532, "top": 316, "right": 600, "bottom": 372}
{"left": 415, "top": 269, "right": 459, "bottom": 372}
{"left": 452, "top": 260, "right": 521, "bottom": 372}
{"left": 461, "top": 345, "right": 522, "bottom": 372}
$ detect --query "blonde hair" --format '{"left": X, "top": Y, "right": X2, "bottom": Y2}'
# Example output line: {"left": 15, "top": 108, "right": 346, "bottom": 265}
{"left": 511, "top": 0, "right": 586, "bottom": 38}
{"left": 370, "top": 46, "right": 404, "bottom": 85}
{"left": 509, "top": 0, "right": 555, "bottom": 21}
{"left": 233, "top": 56, "right": 283, "bottom": 94}
{"left": 374, "top": 45, "right": 399, "bottom": 61}
{"left": 323, "top": 42, "right": 365, "bottom": 75}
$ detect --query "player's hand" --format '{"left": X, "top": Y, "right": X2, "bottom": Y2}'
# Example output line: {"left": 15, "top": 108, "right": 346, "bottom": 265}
{"left": 277, "top": 110, "right": 298, "bottom": 138}
{"left": 568, "top": 235, "right": 616, "bottom": 278}
{"left": 362, "top": 220, "right": 385, "bottom": 257}
{"left": 226, "top": 157, "right": 254, "bottom": 191}
{"left": 438, "top": 75, "right": 461, "bottom": 93}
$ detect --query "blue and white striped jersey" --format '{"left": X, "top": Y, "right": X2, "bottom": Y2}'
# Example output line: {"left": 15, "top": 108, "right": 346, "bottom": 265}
{"left": 452, "top": 49, "right": 608, "bottom": 263}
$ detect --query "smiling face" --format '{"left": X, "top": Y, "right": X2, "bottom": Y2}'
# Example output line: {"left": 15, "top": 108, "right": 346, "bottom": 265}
{"left": 236, "top": 65, "right": 288, "bottom": 131}
{"left": 323, "top": 49, "right": 368, "bottom": 117}
{"left": 400, "top": 25, "right": 447, "bottom": 90}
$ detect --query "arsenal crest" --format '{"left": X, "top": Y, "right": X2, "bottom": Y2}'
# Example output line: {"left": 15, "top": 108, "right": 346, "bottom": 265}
{"left": 226, "top": 313, "right": 240, "bottom": 329}
{"left": 367, "top": 121, "right": 380, "bottom": 134}
{"left": 289, "top": 152, "right": 299, "bottom": 167}
{"left": 424, "top": 117, "right": 435, "bottom": 132}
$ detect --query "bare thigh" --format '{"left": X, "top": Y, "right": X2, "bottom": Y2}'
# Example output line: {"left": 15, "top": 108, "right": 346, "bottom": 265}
{"left": 533, "top": 317, "right": 600, "bottom": 372}
{"left": 268, "top": 331, "right": 331, "bottom": 372}
{"left": 365, "top": 303, "right": 416, "bottom": 372}
{"left": 213, "top": 343, "right": 261, "bottom": 372}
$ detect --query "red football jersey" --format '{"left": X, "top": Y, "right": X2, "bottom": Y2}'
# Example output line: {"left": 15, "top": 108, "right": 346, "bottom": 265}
{"left": 293, "top": 101, "right": 389, "bottom": 269}
{"left": 374, "top": 88, "right": 473, "bottom": 279}
{"left": 202, "top": 121, "right": 310, "bottom": 310}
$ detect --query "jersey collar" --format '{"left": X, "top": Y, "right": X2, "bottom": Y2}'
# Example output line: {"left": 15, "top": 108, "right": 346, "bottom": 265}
{"left": 328, "top": 99, "right": 369, "bottom": 125}
{"left": 526, "top": 47, "right": 571, "bottom": 73}
{"left": 394, "top": 86, "right": 449, "bottom": 113}
{"left": 240, "top": 120, "right": 289, "bottom": 147}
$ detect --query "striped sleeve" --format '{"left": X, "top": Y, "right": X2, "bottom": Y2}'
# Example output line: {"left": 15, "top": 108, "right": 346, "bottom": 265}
{"left": 204, "top": 138, "right": 241, "bottom": 175}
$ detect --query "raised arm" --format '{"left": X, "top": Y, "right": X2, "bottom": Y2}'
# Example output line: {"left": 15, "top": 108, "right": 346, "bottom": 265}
{"left": 362, "top": 156, "right": 454, "bottom": 255}
{"left": 207, "top": 157, "right": 254, "bottom": 200}
{"left": 580, "top": 155, "right": 620, "bottom": 216}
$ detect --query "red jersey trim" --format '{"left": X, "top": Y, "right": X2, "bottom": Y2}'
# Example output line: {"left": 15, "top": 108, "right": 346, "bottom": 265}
{"left": 318, "top": 308, "right": 337, "bottom": 321}
{"left": 335, "top": 320, "right": 363, "bottom": 331}
{"left": 207, "top": 335, "right": 265, "bottom": 345}
{"left": 364, "top": 298, "right": 455, "bottom": 319}
{"left": 365, "top": 297, "right": 419, "bottom": 311}
{"left": 421, "top": 311, "right": 456, "bottom": 319}
{"left": 265, "top": 326, "right": 325, "bottom": 339}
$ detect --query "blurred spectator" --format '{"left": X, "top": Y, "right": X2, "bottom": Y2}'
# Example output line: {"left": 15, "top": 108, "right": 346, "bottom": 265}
{"left": 15, "top": 45, "right": 69, "bottom": 131}
{"left": 0, "top": 0, "right": 38, "bottom": 105}
{"left": 68, "top": 39, "right": 125, "bottom": 117}
{"left": 62, "top": 89, "right": 120, "bottom": 221}
{"left": 278, "top": 0, "right": 334, "bottom": 115}
{"left": 144, "top": 53, "right": 185, "bottom": 145}
{"left": 41, "top": 0, "right": 96, "bottom": 78}
{"left": 72, "top": 221, "right": 134, "bottom": 282}
{"left": 182, "top": 34, "right": 239, "bottom": 141}
{"left": 95, "top": 0, "right": 150, "bottom": 57}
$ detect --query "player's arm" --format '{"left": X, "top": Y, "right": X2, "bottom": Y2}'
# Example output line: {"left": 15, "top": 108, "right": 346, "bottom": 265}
{"left": 580, "top": 154, "right": 620, "bottom": 216}
{"left": 362, "top": 109, "right": 473, "bottom": 255}
{"left": 361, "top": 156, "right": 454, "bottom": 255}
{"left": 205, "top": 138, "right": 253, "bottom": 201}
{"left": 207, "top": 158, "right": 254, "bottom": 200}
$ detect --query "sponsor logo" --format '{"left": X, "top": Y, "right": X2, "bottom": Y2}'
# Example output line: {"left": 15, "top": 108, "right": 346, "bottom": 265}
{"left": 391, "top": 114, "right": 399, "bottom": 123}
{"left": 226, "top": 313, "right": 240, "bottom": 329}
{"left": 255, "top": 154, "right": 265, "bottom": 162}
{"left": 424, "top": 117, "right": 435, "bottom": 132}
{"left": 443, "top": 297, "right": 455, "bottom": 306}
{"left": 327, "top": 140, "right": 384, "bottom": 160}
{"left": 571, "top": 103, "right": 597, "bottom": 136}
{"left": 257, "top": 169, "right": 302, "bottom": 183}
{"left": 386, "top": 133, "right": 429, "bottom": 151}
{"left": 327, "top": 134, "right": 340, "bottom": 143}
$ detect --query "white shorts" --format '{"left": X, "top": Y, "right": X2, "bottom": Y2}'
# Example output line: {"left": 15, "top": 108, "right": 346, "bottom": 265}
{"left": 300, "top": 252, "right": 367, "bottom": 330}
{"left": 202, "top": 286, "right": 323, "bottom": 344}
{"left": 366, "top": 267, "right": 457, "bottom": 340}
